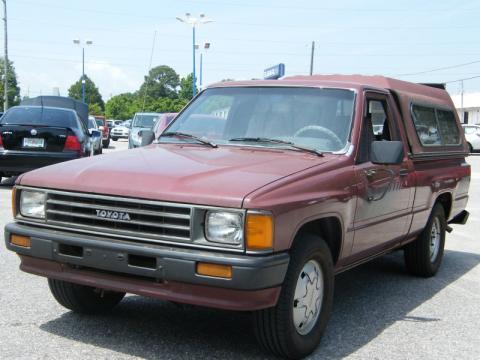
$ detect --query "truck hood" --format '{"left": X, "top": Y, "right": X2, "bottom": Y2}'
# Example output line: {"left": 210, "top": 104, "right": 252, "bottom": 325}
{"left": 19, "top": 144, "right": 331, "bottom": 208}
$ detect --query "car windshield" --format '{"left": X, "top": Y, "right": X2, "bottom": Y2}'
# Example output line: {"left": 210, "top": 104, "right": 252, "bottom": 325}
{"left": 95, "top": 119, "right": 104, "bottom": 127}
{"left": 1, "top": 107, "right": 78, "bottom": 128}
{"left": 132, "top": 114, "right": 159, "bottom": 128}
{"left": 88, "top": 119, "right": 97, "bottom": 128}
{"left": 163, "top": 87, "right": 355, "bottom": 152}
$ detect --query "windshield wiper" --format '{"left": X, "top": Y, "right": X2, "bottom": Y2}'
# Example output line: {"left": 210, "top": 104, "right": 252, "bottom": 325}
{"left": 229, "top": 137, "right": 323, "bottom": 157}
{"left": 161, "top": 131, "right": 218, "bottom": 148}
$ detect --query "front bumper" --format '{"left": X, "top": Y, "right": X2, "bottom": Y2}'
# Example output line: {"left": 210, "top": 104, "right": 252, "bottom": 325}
{"left": 5, "top": 222, "right": 289, "bottom": 311}
{"left": 0, "top": 150, "right": 79, "bottom": 176}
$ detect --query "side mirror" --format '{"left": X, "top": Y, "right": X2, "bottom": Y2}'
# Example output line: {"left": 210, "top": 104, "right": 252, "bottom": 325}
{"left": 98, "top": 126, "right": 104, "bottom": 131}
{"left": 90, "top": 129, "right": 102, "bottom": 139}
{"left": 371, "top": 141, "right": 404, "bottom": 165}
{"left": 141, "top": 130, "right": 156, "bottom": 146}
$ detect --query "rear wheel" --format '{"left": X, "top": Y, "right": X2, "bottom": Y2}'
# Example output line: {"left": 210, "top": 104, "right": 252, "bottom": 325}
{"left": 404, "top": 204, "right": 446, "bottom": 277}
{"left": 253, "top": 235, "right": 334, "bottom": 359}
{"left": 102, "top": 138, "right": 110, "bottom": 148}
{"left": 48, "top": 278, "right": 125, "bottom": 314}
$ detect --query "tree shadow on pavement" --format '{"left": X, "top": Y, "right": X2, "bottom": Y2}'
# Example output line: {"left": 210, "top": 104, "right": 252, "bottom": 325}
{"left": 39, "top": 249, "right": 480, "bottom": 359}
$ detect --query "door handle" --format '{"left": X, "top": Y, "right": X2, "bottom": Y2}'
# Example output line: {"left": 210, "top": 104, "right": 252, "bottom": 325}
{"left": 365, "top": 169, "right": 377, "bottom": 178}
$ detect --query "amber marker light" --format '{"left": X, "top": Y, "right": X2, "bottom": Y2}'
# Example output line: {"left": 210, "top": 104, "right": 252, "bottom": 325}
{"left": 10, "top": 234, "right": 31, "bottom": 248}
{"left": 246, "top": 213, "right": 273, "bottom": 250}
{"left": 11, "top": 187, "right": 17, "bottom": 217}
{"left": 197, "top": 262, "right": 232, "bottom": 279}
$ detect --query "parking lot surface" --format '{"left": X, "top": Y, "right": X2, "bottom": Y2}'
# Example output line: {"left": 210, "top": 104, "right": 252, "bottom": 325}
{"left": 1, "top": 145, "right": 479, "bottom": 359}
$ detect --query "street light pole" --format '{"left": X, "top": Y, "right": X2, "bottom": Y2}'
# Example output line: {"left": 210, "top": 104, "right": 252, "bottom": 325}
{"left": 176, "top": 13, "right": 213, "bottom": 98}
{"left": 82, "top": 47, "right": 85, "bottom": 103}
{"left": 192, "top": 26, "right": 196, "bottom": 97}
{"left": 199, "top": 42, "right": 210, "bottom": 91}
{"left": 73, "top": 39, "right": 92, "bottom": 104}
{"left": 2, "top": 0, "right": 8, "bottom": 111}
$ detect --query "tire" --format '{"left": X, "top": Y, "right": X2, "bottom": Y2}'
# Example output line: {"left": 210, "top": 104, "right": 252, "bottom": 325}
{"left": 98, "top": 146, "right": 103, "bottom": 154}
{"left": 102, "top": 138, "right": 110, "bottom": 148}
{"left": 112, "top": 137, "right": 118, "bottom": 141}
{"left": 253, "top": 235, "right": 334, "bottom": 359}
{"left": 404, "top": 203, "right": 446, "bottom": 277}
{"left": 468, "top": 143, "right": 473, "bottom": 153}
{"left": 48, "top": 278, "right": 125, "bottom": 314}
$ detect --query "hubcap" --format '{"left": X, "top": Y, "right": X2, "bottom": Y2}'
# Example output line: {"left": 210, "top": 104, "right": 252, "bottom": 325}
{"left": 293, "top": 259, "right": 323, "bottom": 335}
{"left": 429, "top": 217, "right": 441, "bottom": 262}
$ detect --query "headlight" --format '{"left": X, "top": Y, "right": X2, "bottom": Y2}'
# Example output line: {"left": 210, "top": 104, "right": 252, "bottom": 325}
{"left": 20, "top": 190, "right": 46, "bottom": 219}
{"left": 205, "top": 211, "right": 243, "bottom": 245}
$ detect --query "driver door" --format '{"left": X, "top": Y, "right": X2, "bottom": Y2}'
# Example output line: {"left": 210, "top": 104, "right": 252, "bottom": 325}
{"left": 351, "top": 92, "right": 414, "bottom": 256}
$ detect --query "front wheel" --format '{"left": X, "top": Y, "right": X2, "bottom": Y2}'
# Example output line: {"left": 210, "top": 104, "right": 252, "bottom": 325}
{"left": 253, "top": 235, "right": 334, "bottom": 359}
{"left": 404, "top": 204, "right": 446, "bottom": 277}
{"left": 48, "top": 279, "right": 125, "bottom": 314}
{"left": 111, "top": 137, "right": 118, "bottom": 141}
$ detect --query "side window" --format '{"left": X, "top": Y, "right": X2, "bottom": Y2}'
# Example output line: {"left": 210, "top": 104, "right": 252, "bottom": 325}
{"left": 411, "top": 105, "right": 460, "bottom": 146}
{"left": 437, "top": 110, "right": 460, "bottom": 145}
{"left": 411, "top": 105, "right": 441, "bottom": 146}
{"left": 464, "top": 126, "right": 475, "bottom": 134}
{"left": 357, "top": 96, "right": 397, "bottom": 163}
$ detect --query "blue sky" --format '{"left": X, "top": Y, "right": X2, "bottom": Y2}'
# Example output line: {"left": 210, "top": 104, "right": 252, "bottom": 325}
{"left": 5, "top": 0, "right": 480, "bottom": 100}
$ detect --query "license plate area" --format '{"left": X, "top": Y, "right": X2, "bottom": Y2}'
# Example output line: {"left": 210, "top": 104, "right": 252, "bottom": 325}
{"left": 23, "top": 138, "right": 45, "bottom": 148}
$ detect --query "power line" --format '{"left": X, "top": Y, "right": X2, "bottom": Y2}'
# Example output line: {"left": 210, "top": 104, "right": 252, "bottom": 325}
{"left": 445, "top": 75, "right": 480, "bottom": 84}
{"left": 398, "top": 60, "right": 480, "bottom": 76}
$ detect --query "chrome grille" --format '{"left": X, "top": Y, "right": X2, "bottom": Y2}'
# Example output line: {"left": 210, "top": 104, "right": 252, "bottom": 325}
{"left": 45, "top": 191, "right": 192, "bottom": 243}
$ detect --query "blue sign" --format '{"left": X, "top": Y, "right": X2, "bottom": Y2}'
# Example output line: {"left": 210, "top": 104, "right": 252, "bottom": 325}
{"left": 264, "top": 63, "right": 285, "bottom": 80}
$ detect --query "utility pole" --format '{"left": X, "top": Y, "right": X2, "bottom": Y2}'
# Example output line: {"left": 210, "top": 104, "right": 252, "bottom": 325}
{"left": 460, "top": 80, "right": 464, "bottom": 123}
{"left": 309, "top": 41, "right": 315, "bottom": 76}
{"left": 2, "top": 0, "right": 8, "bottom": 112}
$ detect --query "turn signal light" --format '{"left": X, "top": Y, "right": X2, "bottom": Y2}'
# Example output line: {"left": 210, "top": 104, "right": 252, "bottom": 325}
{"left": 196, "top": 262, "right": 232, "bottom": 279}
{"left": 246, "top": 213, "right": 273, "bottom": 250}
{"left": 0, "top": 134, "right": 4, "bottom": 149}
{"left": 11, "top": 186, "right": 17, "bottom": 217}
{"left": 10, "top": 234, "right": 31, "bottom": 248}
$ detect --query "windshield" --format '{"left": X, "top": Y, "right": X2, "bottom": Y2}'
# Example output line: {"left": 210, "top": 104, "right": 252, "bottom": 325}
{"left": 88, "top": 119, "right": 97, "bottom": 128}
{"left": 132, "top": 114, "right": 159, "bottom": 128}
{"left": 164, "top": 87, "right": 355, "bottom": 152}
{"left": 1, "top": 107, "right": 78, "bottom": 128}
{"left": 95, "top": 119, "right": 104, "bottom": 127}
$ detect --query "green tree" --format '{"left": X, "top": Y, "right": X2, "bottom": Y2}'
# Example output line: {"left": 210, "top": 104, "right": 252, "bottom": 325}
{"left": 68, "top": 75, "right": 105, "bottom": 111}
{"left": 105, "top": 92, "right": 139, "bottom": 120}
{"left": 0, "top": 59, "right": 21, "bottom": 109}
{"left": 178, "top": 73, "right": 197, "bottom": 101}
{"left": 139, "top": 65, "right": 179, "bottom": 100}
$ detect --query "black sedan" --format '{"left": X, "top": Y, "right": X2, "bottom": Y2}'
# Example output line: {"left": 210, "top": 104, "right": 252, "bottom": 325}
{"left": 0, "top": 105, "right": 100, "bottom": 182}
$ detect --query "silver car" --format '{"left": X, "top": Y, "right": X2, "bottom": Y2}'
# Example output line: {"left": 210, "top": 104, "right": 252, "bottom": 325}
{"left": 110, "top": 122, "right": 130, "bottom": 141}
{"left": 128, "top": 113, "right": 161, "bottom": 149}
{"left": 462, "top": 124, "right": 480, "bottom": 153}
{"left": 88, "top": 116, "right": 103, "bottom": 154}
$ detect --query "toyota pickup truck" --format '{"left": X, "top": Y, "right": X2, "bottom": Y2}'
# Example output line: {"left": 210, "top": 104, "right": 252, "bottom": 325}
{"left": 5, "top": 75, "right": 470, "bottom": 359}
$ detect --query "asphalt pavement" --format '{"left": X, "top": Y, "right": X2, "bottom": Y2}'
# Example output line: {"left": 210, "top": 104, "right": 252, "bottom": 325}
{"left": 1, "top": 142, "right": 479, "bottom": 359}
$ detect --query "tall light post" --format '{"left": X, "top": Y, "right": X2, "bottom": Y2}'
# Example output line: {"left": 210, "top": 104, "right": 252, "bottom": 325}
{"left": 2, "top": 0, "right": 8, "bottom": 111}
{"left": 199, "top": 42, "right": 210, "bottom": 91}
{"left": 176, "top": 13, "right": 213, "bottom": 98}
{"left": 73, "top": 39, "right": 93, "bottom": 103}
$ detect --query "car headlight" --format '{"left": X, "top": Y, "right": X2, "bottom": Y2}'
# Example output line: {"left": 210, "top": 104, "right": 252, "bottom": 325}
{"left": 19, "top": 190, "right": 46, "bottom": 219}
{"left": 205, "top": 211, "right": 243, "bottom": 245}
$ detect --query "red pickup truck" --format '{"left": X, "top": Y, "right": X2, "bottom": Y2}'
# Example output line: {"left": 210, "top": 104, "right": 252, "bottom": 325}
{"left": 5, "top": 75, "right": 470, "bottom": 359}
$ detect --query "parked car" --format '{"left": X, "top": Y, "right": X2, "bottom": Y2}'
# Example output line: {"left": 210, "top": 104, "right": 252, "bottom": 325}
{"left": 5, "top": 75, "right": 470, "bottom": 359}
{"left": 461, "top": 124, "right": 480, "bottom": 152}
{"left": 140, "top": 112, "right": 177, "bottom": 146}
{"left": 110, "top": 121, "right": 131, "bottom": 141}
{"left": 128, "top": 112, "right": 161, "bottom": 148}
{"left": 88, "top": 116, "right": 103, "bottom": 154}
{"left": 0, "top": 105, "right": 100, "bottom": 182}
{"left": 93, "top": 115, "right": 110, "bottom": 148}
